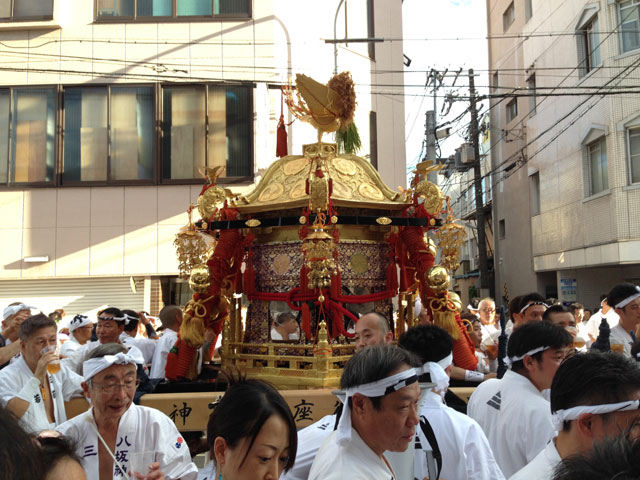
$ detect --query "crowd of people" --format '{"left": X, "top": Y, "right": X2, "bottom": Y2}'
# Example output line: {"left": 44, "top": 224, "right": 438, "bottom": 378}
{"left": 0, "top": 281, "right": 639, "bottom": 479}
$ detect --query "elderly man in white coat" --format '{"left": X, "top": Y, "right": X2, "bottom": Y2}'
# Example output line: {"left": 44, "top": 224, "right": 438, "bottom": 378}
{"left": 149, "top": 305, "right": 183, "bottom": 379}
{"left": 308, "top": 344, "right": 420, "bottom": 479}
{"left": 398, "top": 324, "right": 505, "bottom": 480}
{"left": 57, "top": 343, "right": 198, "bottom": 480}
{"left": 60, "top": 314, "right": 96, "bottom": 357}
{"left": 0, "top": 313, "right": 84, "bottom": 433}
{"left": 509, "top": 352, "right": 640, "bottom": 480}
{"left": 468, "top": 321, "right": 573, "bottom": 477}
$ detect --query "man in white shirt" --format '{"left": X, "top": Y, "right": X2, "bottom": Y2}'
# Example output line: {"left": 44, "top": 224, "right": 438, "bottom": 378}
{"left": 510, "top": 352, "right": 640, "bottom": 480}
{"left": 57, "top": 343, "right": 198, "bottom": 479}
{"left": 606, "top": 283, "right": 640, "bottom": 358}
{"left": 120, "top": 310, "right": 157, "bottom": 365}
{"left": 398, "top": 324, "right": 505, "bottom": 480}
{"left": 585, "top": 296, "right": 620, "bottom": 343}
{"left": 60, "top": 314, "right": 95, "bottom": 357}
{"left": 283, "top": 311, "right": 393, "bottom": 480}
{"left": 0, "top": 302, "right": 34, "bottom": 368}
{"left": 308, "top": 344, "right": 420, "bottom": 479}
{"left": 468, "top": 321, "right": 573, "bottom": 477}
{"left": 150, "top": 305, "right": 182, "bottom": 379}
{"left": 0, "top": 313, "right": 84, "bottom": 433}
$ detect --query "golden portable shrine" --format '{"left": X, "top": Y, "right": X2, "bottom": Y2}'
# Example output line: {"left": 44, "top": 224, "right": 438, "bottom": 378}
{"left": 167, "top": 72, "right": 473, "bottom": 389}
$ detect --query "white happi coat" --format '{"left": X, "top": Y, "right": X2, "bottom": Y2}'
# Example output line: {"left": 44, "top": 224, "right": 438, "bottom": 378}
{"left": 149, "top": 329, "right": 178, "bottom": 379}
{"left": 468, "top": 370, "right": 554, "bottom": 478}
{"left": 57, "top": 404, "right": 198, "bottom": 480}
{"left": 63, "top": 339, "right": 101, "bottom": 374}
{"left": 308, "top": 428, "right": 396, "bottom": 480}
{"left": 281, "top": 414, "right": 336, "bottom": 480}
{"left": 0, "top": 355, "right": 84, "bottom": 433}
{"left": 60, "top": 336, "right": 81, "bottom": 357}
{"left": 509, "top": 439, "right": 561, "bottom": 480}
{"left": 120, "top": 332, "right": 156, "bottom": 365}
{"left": 415, "top": 390, "right": 505, "bottom": 480}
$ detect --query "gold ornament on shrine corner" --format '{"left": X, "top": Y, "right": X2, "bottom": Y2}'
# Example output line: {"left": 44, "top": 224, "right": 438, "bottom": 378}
{"left": 245, "top": 219, "right": 261, "bottom": 228}
{"left": 376, "top": 216, "right": 392, "bottom": 226}
{"left": 426, "top": 265, "right": 451, "bottom": 292}
{"left": 302, "top": 216, "right": 338, "bottom": 290}
{"left": 434, "top": 198, "right": 467, "bottom": 272}
{"left": 174, "top": 205, "right": 215, "bottom": 279}
{"left": 448, "top": 291, "right": 462, "bottom": 312}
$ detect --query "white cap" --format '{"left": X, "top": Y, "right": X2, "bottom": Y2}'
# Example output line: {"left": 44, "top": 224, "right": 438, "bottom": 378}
{"left": 3, "top": 303, "right": 36, "bottom": 321}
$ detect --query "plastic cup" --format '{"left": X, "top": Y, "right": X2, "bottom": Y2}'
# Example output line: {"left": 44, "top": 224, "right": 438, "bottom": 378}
{"left": 40, "top": 345, "right": 60, "bottom": 375}
{"left": 485, "top": 344, "right": 498, "bottom": 357}
{"left": 611, "top": 343, "right": 625, "bottom": 354}
{"left": 129, "top": 451, "right": 157, "bottom": 478}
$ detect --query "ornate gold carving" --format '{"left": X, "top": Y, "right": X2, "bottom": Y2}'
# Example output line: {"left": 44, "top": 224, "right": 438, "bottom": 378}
{"left": 330, "top": 215, "right": 338, "bottom": 224}
{"left": 283, "top": 157, "right": 309, "bottom": 176}
{"left": 197, "top": 186, "right": 226, "bottom": 220}
{"left": 376, "top": 216, "right": 392, "bottom": 226}
{"left": 258, "top": 182, "right": 285, "bottom": 202}
{"left": 332, "top": 157, "right": 357, "bottom": 176}
{"left": 350, "top": 253, "right": 369, "bottom": 274}
{"left": 416, "top": 180, "right": 444, "bottom": 215}
{"left": 358, "top": 183, "right": 384, "bottom": 201}
{"left": 426, "top": 265, "right": 450, "bottom": 292}
{"left": 273, "top": 254, "right": 291, "bottom": 275}
{"left": 189, "top": 264, "right": 211, "bottom": 293}
{"left": 299, "top": 216, "right": 307, "bottom": 225}
{"left": 245, "top": 219, "right": 261, "bottom": 228}
{"left": 332, "top": 181, "right": 353, "bottom": 199}
{"left": 309, "top": 175, "right": 329, "bottom": 212}
{"left": 289, "top": 180, "right": 307, "bottom": 199}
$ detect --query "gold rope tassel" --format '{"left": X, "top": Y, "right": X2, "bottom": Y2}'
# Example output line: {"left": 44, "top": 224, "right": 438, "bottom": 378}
{"left": 432, "top": 310, "right": 461, "bottom": 340}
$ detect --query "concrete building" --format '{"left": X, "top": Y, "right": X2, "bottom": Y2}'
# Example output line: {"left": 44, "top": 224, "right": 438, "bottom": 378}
{"left": 0, "top": 0, "right": 406, "bottom": 318}
{"left": 487, "top": 0, "right": 640, "bottom": 309}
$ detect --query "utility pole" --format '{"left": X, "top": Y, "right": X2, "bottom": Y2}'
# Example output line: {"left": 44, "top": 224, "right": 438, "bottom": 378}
{"left": 469, "top": 69, "right": 489, "bottom": 293}
{"left": 425, "top": 110, "right": 437, "bottom": 183}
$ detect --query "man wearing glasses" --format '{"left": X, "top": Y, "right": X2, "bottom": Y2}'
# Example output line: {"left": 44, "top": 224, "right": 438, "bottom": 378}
{"left": 510, "top": 352, "right": 640, "bottom": 480}
{"left": 57, "top": 343, "right": 197, "bottom": 479}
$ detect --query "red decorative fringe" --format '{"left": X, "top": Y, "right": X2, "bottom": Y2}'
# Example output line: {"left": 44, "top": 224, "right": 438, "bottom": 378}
{"left": 276, "top": 114, "right": 288, "bottom": 158}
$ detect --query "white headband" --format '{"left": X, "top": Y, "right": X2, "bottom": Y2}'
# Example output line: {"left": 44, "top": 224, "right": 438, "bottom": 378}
{"left": 615, "top": 286, "right": 640, "bottom": 309}
{"left": 504, "top": 346, "right": 550, "bottom": 367}
{"left": 69, "top": 314, "right": 94, "bottom": 332}
{"left": 337, "top": 368, "right": 418, "bottom": 446}
{"left": 3, "top": 303, "right": 35, "bottom": 321}
{"left": 83, "top": 346, "right": 144, "bottom": 381}
{"left": 416, "top": 352, "right": 453, "bottom": 392}
{"left": 519, "top": 301, "right": 549, "bottom": 314}
{"left": 552, "top": 400, "right": 640, "bottom": 431}
{"left": 97, "top": 314, "right": 131, "bottom": 325}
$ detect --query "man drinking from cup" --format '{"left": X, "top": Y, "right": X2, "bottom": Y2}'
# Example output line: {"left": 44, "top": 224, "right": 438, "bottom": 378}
{"left": 0, "top": 313, "right": 84, "bottom": 433}
{"left": 57, "top": 343, "right": 197, "bottom": 479}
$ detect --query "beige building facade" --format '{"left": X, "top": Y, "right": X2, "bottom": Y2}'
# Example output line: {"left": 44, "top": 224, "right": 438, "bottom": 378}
{"left": 488, "top": 0, "right": 640, "bottom": 309}
{"left": 0, "top": 0, "right": 407, "bottom": 316}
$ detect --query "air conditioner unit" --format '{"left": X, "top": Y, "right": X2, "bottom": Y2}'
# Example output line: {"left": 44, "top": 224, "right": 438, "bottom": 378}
{"left": 454, "top": 144, "right": 475, "bottom": 171}
{"left": 460, "top": 259, "right": 471, "bottom": 273}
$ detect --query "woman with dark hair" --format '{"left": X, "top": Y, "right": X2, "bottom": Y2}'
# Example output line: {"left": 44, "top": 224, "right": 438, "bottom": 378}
{"left": 0, "top": 406, "right": 44, "bottom": 480}
{"left": 207, "top": 375, "right": 297, "bottom": 480}
{"left": 38, "top": 433, "right": 86, "bottom": 480}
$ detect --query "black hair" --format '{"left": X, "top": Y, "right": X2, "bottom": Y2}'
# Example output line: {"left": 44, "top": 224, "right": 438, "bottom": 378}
{"left": 207, "top": 372, "right": 297, "bottom": 472}
{"left": 38, "top": 434, "right": 83, "bottom": 477}
{"left": 552, "top": 435, "right": 640, "bottom": 480}
{"left": 607, "top": 283, "right": 639, "bottom": 311}
{"left": 508, "top": 295, "right": 522, "bottom": 321}
{"left": 18, "top": 313, "right": 56, "bottom": 341}
{"left": 550, "top": 352, "right": 640, "bottom": 431}
{"left": 398, "top": 325, "right": 453, "bottom": 383}
{"left": 87, "top": 342, "right": 128, "bottom": 360}
{"left": 569, "top": 303, "right": 584, "bottom": 314}
{"left": 542, "top": 304, "right": 570, "bottom": 323}
{"left": 99, "top": 307, "right": 125, "bottom": 322}
{"left": 507, "top": 321, "right": 572, "bottom": 372}
{"left": 340, "top": 344, "right": 419, "bottom": 409}
{"left": 121, "top": 310, "right": 140, "bottom": 333}
{"left": 274, "top": 311, "right": 296, "bottom": 326}
{"left": 517, "top": 292, "right": 546, "bottom": 312}
{"left": 0, "top": 407, "right": 44, "bottom": 480}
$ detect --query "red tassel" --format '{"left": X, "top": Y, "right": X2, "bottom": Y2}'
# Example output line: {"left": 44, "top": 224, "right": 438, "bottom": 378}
{"left": 386, "top": 261, "right": 398, "bottom": 292}
{"left": 301, "top": 302, "right": 311, "bottom": 340}
{"left": 165, "top": 338, "right": 198, "bottom": 380}
{"left": 330, "top": 270, "right": 341, "bottom": 298}
{"left": 276, "top": 114, "right": 288, "bottom": 157}
{"left": 300, "top": 265, "right": 309, "bottom": 293}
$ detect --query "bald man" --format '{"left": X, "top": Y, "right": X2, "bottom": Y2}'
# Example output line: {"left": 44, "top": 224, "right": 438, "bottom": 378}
{"left": 283, "top": 311, "right": 394, "bottom": 480}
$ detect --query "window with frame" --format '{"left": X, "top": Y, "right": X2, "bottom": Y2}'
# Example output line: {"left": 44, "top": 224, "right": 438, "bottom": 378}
{"left": 499, "top": 219, "right": 506, "bottom": 238}
{"left": 587, "top": 137, "right": 608, "bottom": 195}
{"left": 0, "top": 0, "right": 53, "bottom": 20}
{"left": 527, "top": 74, "right": 536, "bottom": 115}
{"left": 63, "top": 86, "right": 154, "bottom": 183}
{"left": 628, "top": 127, "right": 640, "bottom": 184}
{"left": 529, "top": 171, "right": 540, "bottom": 216}
{"left": 161, "top": 84, "right": 252, "bottom": 181}
{"left": 95, "top": 0, "right": 250, "bottom": 20}
{"left": 0, "top": 88, "right": 56, "bottom": 185}
{"left": 619, "top": 0, "right": 640, "bottom": 53}
{"left": 525, "top": 0, "right": 532, "bottom": 22}
{"left": 492, "top": 71, "right": 499, "bottom": 92}
{"left": 577, "top": 15, "right": 601, "bottom": 77}
{"left": 506, "top": 98, "right": 518, "bottom": 123}
{"left": 503, "top": 2, "right": 515, "bottom": 32}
